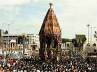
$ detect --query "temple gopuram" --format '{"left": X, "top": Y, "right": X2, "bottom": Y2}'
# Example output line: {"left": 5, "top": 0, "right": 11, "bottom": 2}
{"left": 39, "top": 3, "right": 61, "bottom": 61}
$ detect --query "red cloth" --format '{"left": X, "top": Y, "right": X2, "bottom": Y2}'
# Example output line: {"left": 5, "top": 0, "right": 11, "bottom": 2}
{"left": 8, "top": 59, "right": 14, "bottom": 65}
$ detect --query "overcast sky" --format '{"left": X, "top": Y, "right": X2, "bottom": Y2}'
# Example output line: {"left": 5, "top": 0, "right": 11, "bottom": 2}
{"left": 0, "top": 0, "right": 97, "bottom": 38}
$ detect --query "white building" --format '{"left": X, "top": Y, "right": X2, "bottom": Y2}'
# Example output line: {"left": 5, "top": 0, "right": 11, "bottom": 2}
{"left": 83, "top": 42, "right": 97, "bottom": 58}
{"left": 27, "top": 34, "right": 40, "bottom": 49}
{"left": 26, "top": 34, "right": 40, "bottom": 56}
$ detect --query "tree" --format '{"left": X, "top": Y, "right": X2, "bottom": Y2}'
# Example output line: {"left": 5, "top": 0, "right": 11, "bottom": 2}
{"left": 94, "top": 31, "right": 97, "bottom": 41}
{"left": 18, "top": 35, "right": 29, "bottom": 56}
{"left": 62, "top": 38, "right": 72, "bottom": 43}
{"left": 18, "top": 36, "right": 23, "bottom": 44}
{"left": 76, "top": 35, "right": 86, "bottom": 47}
{"left": 72, "top": 34, "right": 86, "bottom": 51}
{"left": 4, "top": 30, "right": 8, "bottom": 34}
{"left": 72, "top": 39, "right": 78, "bottom": 47}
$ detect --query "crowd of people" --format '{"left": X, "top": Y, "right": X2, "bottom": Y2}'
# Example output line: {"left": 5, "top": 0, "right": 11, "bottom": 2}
{"left": 0, "top": 56, "right": 97, "bottom": 72}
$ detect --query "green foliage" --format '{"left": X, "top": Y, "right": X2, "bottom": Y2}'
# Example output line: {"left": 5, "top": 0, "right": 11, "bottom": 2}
{"left": 72, "top": 34, "right": 86, "bottom": 47}
{"left": 94, "top": 31, "right": 97, "bottom": 38}
{"left": 4, "top": 30, "right": 8, "bottom": 34}
{"left": 18, "top": 35, "right": 28, "bottom": 44}
{"left": 62, "top": 38, "right": 72, "bottom": 43}
{"left": 72, "top": 39, "right": 78, "bottom": 47}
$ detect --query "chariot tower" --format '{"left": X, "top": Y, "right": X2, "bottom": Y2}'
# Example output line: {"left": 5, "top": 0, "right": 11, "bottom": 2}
{"left": 39, "top": 3, "right": 61, "bottom": 61}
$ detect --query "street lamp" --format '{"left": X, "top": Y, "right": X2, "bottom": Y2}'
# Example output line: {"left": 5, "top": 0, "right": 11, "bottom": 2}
{"left": 7, "top": 24, "right": 12, "bottom": 54}
{"left": 0, "top": 24, "right": 4, "bottom": 55}
{"left": 87, "top": 24, "right": 90, "bottom": 43}
{"left": 90, "top": 26, "right": 96, "bottom": 43}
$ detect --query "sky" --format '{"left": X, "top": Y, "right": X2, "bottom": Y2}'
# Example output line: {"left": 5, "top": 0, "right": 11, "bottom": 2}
{"left": 0, "top": 0, "right": 97, "bottom": 39}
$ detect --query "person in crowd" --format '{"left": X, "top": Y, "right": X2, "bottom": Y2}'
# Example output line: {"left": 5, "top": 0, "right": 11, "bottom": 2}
{"left": 0, "top": 56, "right": 97, "bottom": 72}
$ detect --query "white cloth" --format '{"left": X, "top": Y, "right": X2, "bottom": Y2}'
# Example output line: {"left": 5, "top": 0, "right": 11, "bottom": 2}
{"left": 36, "top": 70, "right": 40, "bottom": 72}
{"left": 13, "top": 69, "right": 17, "bottom": 72}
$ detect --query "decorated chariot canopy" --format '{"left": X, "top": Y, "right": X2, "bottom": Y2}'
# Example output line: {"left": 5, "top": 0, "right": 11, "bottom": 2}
{"left": 39, "top": 3, "right": 61, "bottom": 61}
{"left": 39, "top": 3, "right": 61, "bottom": 37}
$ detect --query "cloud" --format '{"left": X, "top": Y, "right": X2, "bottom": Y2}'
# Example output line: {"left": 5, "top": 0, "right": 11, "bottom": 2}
{"left": 0, "top": 0, "right": 38, "bottom": 21}
{"left": 0, "top": 0, "right": 39, "bottom": 6}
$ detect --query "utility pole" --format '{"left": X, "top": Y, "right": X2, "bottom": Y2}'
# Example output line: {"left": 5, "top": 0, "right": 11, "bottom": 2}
{"left": 22, "top": 35, "right": 26, "bottom": 57}
{"left": 7, "top": 24, "right": 11, "bottom": 55}
{"left": 0, "top": 24, "right": 4, "bottom": 55}
{"left": 90, "top": 26, "right": 96, "bottom": 43}
{"left": 87, "top": 24, "right": 90, "bottom": 44}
